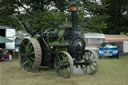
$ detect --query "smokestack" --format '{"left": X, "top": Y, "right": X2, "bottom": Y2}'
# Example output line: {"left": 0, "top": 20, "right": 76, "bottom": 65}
{"left": 70, "top": 0, "right": 78, "bottom": 31}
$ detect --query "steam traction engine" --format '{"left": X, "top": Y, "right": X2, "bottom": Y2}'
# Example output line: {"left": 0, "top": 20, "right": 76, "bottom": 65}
{"left": 19, "top": 0, "right": 98, "bottom": 78}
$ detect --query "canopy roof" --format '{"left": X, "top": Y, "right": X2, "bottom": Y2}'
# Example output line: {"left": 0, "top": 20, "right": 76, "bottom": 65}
{"left": 0, "top": 26, "right": 13, "bottom": 29}
{"left": 84, "top": 33, "right": 105, "bottom": 39}
{"left": 0, "top": 36, "right": 13, "bottom": 43}
{"left": 105, "top": 35, "right": 128, "bottom": 42}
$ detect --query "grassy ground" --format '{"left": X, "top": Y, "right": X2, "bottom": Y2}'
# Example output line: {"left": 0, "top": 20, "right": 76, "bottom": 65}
{"left": 0, "top": 56, "right": 128, "bottom": 85}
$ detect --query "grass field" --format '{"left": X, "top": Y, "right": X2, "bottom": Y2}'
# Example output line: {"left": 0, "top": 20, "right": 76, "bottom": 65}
{"left": 0, "top": 56, "right": 128, "bottom": 85}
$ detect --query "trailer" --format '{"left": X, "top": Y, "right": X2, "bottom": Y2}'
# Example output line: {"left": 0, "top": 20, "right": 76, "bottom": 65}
{"left": 0, "top": 26, "right": 16, "bottom": 50}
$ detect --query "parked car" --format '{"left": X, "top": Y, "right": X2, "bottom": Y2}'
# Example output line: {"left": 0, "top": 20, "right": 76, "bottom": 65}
{"left": 98, "top": 42, "right": 119, "bottom": 59}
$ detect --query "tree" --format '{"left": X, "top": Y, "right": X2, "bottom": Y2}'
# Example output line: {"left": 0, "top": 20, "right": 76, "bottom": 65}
{"left": 0, "top": 0, "right": 70, "bottom": 31}
{"left": 0, "top": 0, "right": 22, "bottom": 30}
{"left": 0, "top": 0, "right": 109, "bottom": 33}
{"left": 78, "top": 0, "right": 109, "bottom": 33}
{"left": 102, "top": 0, "right": 128, "bottom": 34}
{"left": 1, "top": 0, "right": 127, "bottom": 34}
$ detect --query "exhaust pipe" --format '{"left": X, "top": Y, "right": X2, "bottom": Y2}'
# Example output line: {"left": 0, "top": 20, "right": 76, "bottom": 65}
{"left": 70, "top": 0, "right": 78, "bottom": 31}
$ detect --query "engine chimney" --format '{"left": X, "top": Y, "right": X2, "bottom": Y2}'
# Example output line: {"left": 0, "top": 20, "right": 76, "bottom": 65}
{"left": 70, "top": 0, "right": 78, "bottom": 31}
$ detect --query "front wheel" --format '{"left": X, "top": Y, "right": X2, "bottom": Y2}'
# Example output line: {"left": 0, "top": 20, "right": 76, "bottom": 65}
{"left": 54, "top": 51, "right": 73, "bottom": 78}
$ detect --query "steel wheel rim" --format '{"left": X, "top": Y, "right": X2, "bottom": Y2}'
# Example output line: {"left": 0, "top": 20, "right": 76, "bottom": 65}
{"left": 55, "top": 51, "right": 73, "bottom": 78}
{"left": 19, "top": 38, "right": 42, "bottom": 72}
{"left": 82, "top": 50, "right": 98, "bottom": 75}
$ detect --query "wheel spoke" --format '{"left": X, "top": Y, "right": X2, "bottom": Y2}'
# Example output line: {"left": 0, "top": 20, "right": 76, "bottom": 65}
{"left": 21, "top": 53, "right": 28, "bottom": 60}
{"left": 91, "top": 63, "right": 97, "bottom": 68}
{"left": 82, "top": 65, "right": 88, "bottom": 72}
{"left": 89, "top": 65, "right": 94, "bottom": 73}
{"left": 64, "top": 57, "right": 68, "bottom": 62}
{"left": 88, "top": 52, "right": 92, "bottom": 60}
{"left": 23, "top": 60, "right": 29, "bottom": 66}
{"left": 22, "top": 43, "right": 26, "bottom": 48}
{"left": 58, "top": 55, "right": 61, "bottom": 61}
{"left": 64, "top": 67, "right": 70, "bottom": 77}
{"left": 25, "top": 46, "right": 28, "bottom": 53}
{"left": 86, "top": 52, "right": 90, "bottom": 59}
{"left": 21, "top": 43, "right": 27, "bottom": 54}
{"left": 86, "top": 65, "right": 88, "bottom": 72}
{"left": 91, "top": 56, "right": 95, "bottom": 61}
{"left": 24, "top": 43, "right": 30, "bottom": 53}
{"left": 28, "top": 43, "right": 33, "bottom": 53}
{"left": 85, "top": 53, "right": 89, "bottom": 60}
{"left": 92, "top": 61, "right": 96, "bottom": 63}
{"left": 28, "top": 59, "right": 33, "bottom": 68}
{"left": 61, "top": 55, "right": 65, "bottom": 62}
{"left": 60, "top": 66, "right": 70, "bottom": 77}
{"left": 59, "top": 69, "right": 65, "bottom": 77}
{"left": 30, "top": 56, "right": 34, "bottom": 61}
{"left": 30, "top": 52, "right": 35, "bottom": 56}
{"left": 84, "top": 51, "right": 91, "bottom": 60}
{"left": 21, "top": 53, "right": 26, "bottom": 56}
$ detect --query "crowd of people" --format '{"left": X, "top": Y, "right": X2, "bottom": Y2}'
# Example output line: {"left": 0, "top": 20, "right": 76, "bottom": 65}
{"left": 0, "top": 48, "right": 10, "bottom": 62}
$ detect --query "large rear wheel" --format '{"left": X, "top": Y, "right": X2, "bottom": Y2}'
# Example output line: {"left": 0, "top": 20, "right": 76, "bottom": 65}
{"left": 19, "top": 38, "right": 42, "bottom": 72}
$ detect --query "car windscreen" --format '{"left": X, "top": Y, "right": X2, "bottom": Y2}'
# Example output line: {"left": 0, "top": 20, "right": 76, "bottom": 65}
{"left": 100, "top": 43, "right": 117, "bottom": 48}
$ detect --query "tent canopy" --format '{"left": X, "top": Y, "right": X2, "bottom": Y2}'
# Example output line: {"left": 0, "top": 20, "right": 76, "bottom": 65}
{"left": 0, "top": 36, "right": 13, "bottom": 43}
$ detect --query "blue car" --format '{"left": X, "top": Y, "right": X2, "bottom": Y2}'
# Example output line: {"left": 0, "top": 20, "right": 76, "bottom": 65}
{"left": 98, "top": 42, "right": 119, "bottom": 59}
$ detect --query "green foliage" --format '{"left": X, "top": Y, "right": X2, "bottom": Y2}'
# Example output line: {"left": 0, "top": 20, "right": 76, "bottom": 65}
{"left": 0, "top": 0, "right": 22, "bottom": 30}
{"left": 0, "top": 0, "right": 128, "bottom": 34}
{"left": 21, "top": 10, "right": 69, "bottom": 32}
{"left": 102, "top": 0, "right": 128, "bottom": 34}
{"left": 0, "top": 15, "right": 22, "bottom": 30}
{"left": 0, "top": 0, "right": 70, "bottom": 31}
{"left": 79, "top": 16, "right": 108, "bottom": 33}
{"left": 78, "top": 0, "right": 109, "bottom": 33}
